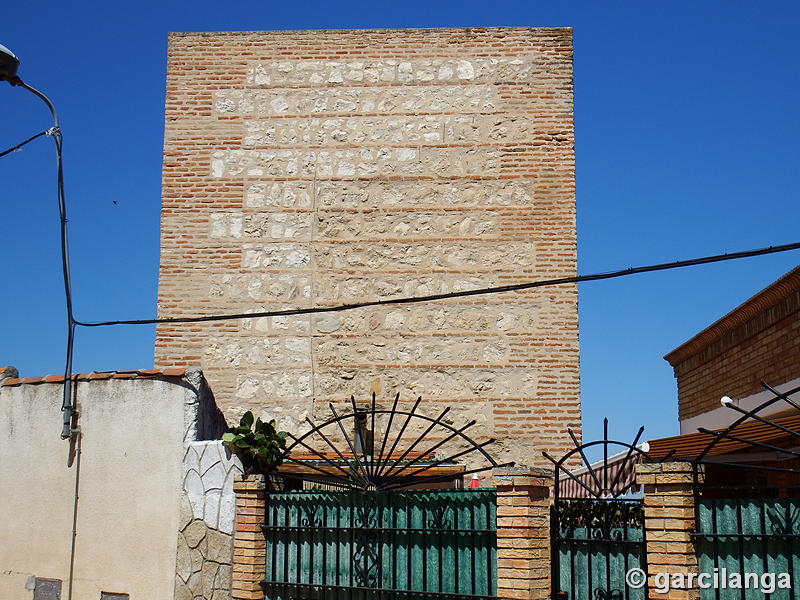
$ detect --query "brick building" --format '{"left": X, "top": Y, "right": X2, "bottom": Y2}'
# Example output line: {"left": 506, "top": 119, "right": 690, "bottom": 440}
{"left": 155, "top": 28, "right": 579, "bottom": 468}
{"left": 665, "top": 264, "right": 800, "bottom": 434}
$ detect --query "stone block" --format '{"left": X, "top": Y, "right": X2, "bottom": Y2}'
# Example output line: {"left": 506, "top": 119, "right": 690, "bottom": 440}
{"left": 184, "top": 519, "right": 208, "bottom": 549}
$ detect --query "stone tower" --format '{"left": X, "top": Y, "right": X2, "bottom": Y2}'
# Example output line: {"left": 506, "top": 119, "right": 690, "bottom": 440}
{"left": 156, "top": 27, "right": 579, "bottom": 467}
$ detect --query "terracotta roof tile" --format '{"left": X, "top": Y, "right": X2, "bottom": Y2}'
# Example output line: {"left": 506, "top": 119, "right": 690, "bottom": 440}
{"left": 89, "top": 372, "right": 114, "bottom": 380}
{"left": 138, "top": 369, "right": 162, "bottom": 376}
{"left": 114, "top": 372, "right": 138, "bottom": 380}
{"left": 0, "top": 367, "right": 195, "bottom": 387}
{"left": 162, "top": 367, "right": 187, "bottom": 377}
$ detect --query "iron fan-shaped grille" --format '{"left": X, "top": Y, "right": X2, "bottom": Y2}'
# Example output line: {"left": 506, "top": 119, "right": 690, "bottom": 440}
{"left": 543, "top": 418, "right": 669, "bottom": 501}
{"left": 278, "top": 393, "right": 513, "bottom": 491}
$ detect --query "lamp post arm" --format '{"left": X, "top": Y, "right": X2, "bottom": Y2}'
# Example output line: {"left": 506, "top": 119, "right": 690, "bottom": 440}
{"left": 18, "top": 81, "right": 60, "bottom": 129}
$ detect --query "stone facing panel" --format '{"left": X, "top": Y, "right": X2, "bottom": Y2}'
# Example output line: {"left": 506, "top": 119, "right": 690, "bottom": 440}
{"left": 175, "top": 441, "right": 242, "bottom": 600}
{"left": 243, "top": 56, "right": 544, "bottom": 87}
{"left": 240, "top": 114, "right": 544, "bottom": 147}
{"left": 214, "top": 85, "right": 499, "bottom": 116}
{"left": 210, "top": 147, "right": 501, "bottom": 179}
{"left": 156, "top": 28, "right": 579, "bottom": 468}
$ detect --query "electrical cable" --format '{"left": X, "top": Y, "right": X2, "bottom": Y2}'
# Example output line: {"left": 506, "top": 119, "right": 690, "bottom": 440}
{"left": 74, "top": 240, "right": 800, "bottom": 328}
{"left": 14, "top": 79, "right": 76, "bottom": 439}
{"left": 0, "top": 128, "right": 50, "bottom": 158}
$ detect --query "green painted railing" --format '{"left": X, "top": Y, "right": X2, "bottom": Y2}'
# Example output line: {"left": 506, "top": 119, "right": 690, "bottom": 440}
{"left": 263, "top": 489, "right": 497, "bottom": 600}
{"left": 552, "top": 498, "right": 646, "bottom": 600}
{"left": 696, "top": 498, "right": 800, "bottom": 600}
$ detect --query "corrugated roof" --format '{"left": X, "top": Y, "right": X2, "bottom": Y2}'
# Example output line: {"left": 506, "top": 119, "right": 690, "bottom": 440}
{"left": 648, "top": 410, "right": 800, "bottom": 460}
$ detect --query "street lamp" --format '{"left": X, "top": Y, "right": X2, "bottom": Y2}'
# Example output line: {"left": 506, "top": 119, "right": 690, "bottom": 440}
{"left": 0, "top": 43, "right": 20, "bottom": 80}
{"left": 1, "top": 43, "right": 75, "bottom": 440}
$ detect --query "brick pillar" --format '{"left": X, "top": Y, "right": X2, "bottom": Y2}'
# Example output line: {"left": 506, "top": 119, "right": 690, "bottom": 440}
{"left": 635, "top": 462, "right": 704, "bottom": 600}
{"left": 232, "top": 474, "right": 267, "bottom": 600}
{"left": 492, "top": 466, "right": 554, "bottom": 600}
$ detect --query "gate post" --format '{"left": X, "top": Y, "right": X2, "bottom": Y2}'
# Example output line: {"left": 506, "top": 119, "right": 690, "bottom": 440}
{"left": 492, "top": 466, "right": 553, "bottom": 600}
{"left": 232, "top": 474, "right": 266, "bottom": 600}
{"left": 635, "top": 462, "right": 703, "bottom": 600}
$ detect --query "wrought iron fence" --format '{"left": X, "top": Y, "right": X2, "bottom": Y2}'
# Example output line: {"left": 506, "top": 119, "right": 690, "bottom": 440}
{"left": 694, "top": 495, "right": 800, "bottom": 599}
{"left": 686, "top": 383, "right": 800, "bottom": 599}
{"left": 262, "top": 489, "right": 497, "bottom": 600}
{"left": 544, "top": 419, "right": 657, "bottom": 600}
{"left": 552, "top": 498, "right": 646, "bottom": 600}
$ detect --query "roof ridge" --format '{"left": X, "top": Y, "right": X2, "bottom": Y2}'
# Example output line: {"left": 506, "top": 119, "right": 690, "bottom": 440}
{"left": 1, "top": 367, "right": 192, "bottom": 387}
{"left": 665, "top": 264, "right": 800, "bottom": 366}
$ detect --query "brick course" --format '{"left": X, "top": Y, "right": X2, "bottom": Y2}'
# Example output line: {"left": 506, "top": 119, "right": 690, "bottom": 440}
{"left": 156, "top": 28, "right": 579, "bottom": 468}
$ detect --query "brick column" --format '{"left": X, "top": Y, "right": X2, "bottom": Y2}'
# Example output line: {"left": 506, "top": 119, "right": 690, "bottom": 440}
{"left": 635, "top": 462, "right": 704, "bottom": 600}
{"left": 492, "top": 466, "right": 554, "bottom": 600}
{"left": 232, "top": 474, "right": 267, "bottom": 600}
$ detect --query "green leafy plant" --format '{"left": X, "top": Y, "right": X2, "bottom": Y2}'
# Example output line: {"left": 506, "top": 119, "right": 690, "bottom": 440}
{"left": 221, "top": 411, "right": 288, "bottom": 475}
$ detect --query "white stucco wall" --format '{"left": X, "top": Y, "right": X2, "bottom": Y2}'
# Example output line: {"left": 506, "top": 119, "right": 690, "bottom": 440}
{"left": 0, "top": 369, "right": 223, "bottom": 600}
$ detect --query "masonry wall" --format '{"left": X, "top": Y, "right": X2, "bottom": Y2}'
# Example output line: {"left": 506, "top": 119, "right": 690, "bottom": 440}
{"left": 176, "top": 440, "right": 242, "bottom": 600}
{"left": 0, "top": 368, "right": 225, "bottom": 600}
{"left": 666, "top": 269, "right": 800, "bottom": 422}
{"left": 155, "top": 27, "right": 579, "bottom": 467}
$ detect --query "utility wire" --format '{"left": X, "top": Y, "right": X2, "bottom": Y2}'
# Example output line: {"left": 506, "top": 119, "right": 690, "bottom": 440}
{"left": 0, "top": 128, "right": 51, "bottom": 158}
{"left": 75, "top": 240, "right": 800, "bottom": 328}
{"left": 11, "top": 77, "right": 77, "bottom": 440}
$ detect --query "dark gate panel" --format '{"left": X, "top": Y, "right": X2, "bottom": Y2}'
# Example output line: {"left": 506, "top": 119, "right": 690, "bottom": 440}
{"left": 552, "top": 498, "right": 646, "bottom": 600}
{"left": 544, "top": 419, "right": 659, "bottom": 600}
{"left": 263, "top": 489, "right": 497, "bottom": 600}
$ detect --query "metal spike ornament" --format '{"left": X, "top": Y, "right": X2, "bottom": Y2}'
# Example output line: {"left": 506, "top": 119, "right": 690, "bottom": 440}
{"left": 543, "top": 418, "right": 663, "bottom": 501}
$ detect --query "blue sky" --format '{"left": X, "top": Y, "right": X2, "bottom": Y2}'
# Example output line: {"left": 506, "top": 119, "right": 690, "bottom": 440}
{"left": 1, "top": 1, "right": 798, "bottom": 446}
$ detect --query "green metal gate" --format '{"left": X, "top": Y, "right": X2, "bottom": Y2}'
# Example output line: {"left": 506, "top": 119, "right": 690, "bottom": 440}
{"left": 544, "top": 419, "right": 656, "bottom": 600}
{"left": 263, "top": 489, "right": 497, "bottom": 600}
{"left": 695, "top": 497, "right": 799, "bottom": 600}
{"left": 552, "top": 498, "right": 647, "bottom": 600}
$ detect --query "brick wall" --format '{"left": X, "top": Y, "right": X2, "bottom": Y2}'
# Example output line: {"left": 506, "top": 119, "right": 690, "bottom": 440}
{"left": 232, "top": 470, "right": 555, "bottom": 600}
{"left": 231, "top": 476, "right": 266, "bottom": 600}
{"left": 492, "top": 467, "right": 552, "bottom": 600}
{"left": 665, "top": 267, "right": 800, "bottom": 421}
{"left": 636, "top": 462, "right": 703, "bottom": 600}
{"left": 155, "top": 28, "right": 579, "bottom": 468}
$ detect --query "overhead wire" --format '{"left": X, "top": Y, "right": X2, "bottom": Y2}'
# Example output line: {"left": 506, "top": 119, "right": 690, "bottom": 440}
{"left": 0, "top": 127, "right": 51, "bottom": 158}
{"left": 74, "top": 240, "right": 800, "bottom": 328}
{"left": 9, "top": 77, "right": 77, "bottom": 440}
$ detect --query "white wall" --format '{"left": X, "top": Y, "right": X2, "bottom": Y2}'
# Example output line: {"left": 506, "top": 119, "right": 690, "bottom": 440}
{"left": 0, "top": 369, "right": 223, "bottom": 600}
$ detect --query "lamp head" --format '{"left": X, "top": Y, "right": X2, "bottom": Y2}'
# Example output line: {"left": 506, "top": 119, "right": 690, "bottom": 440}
{"left": 0, "top": 43, "right": 21, "bottom": 84}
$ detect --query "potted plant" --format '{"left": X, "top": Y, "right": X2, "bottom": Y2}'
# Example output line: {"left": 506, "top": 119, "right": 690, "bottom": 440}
{"left": 221, "top": 411, "right": 288, "bottom": 478}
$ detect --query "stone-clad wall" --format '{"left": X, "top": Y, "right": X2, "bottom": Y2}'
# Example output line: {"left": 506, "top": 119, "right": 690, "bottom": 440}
{"left": 175, "top": 441, "right": 243, "bottom": 600}
{"left": 156, "top": 28, "right": 579, "bottom": 467}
